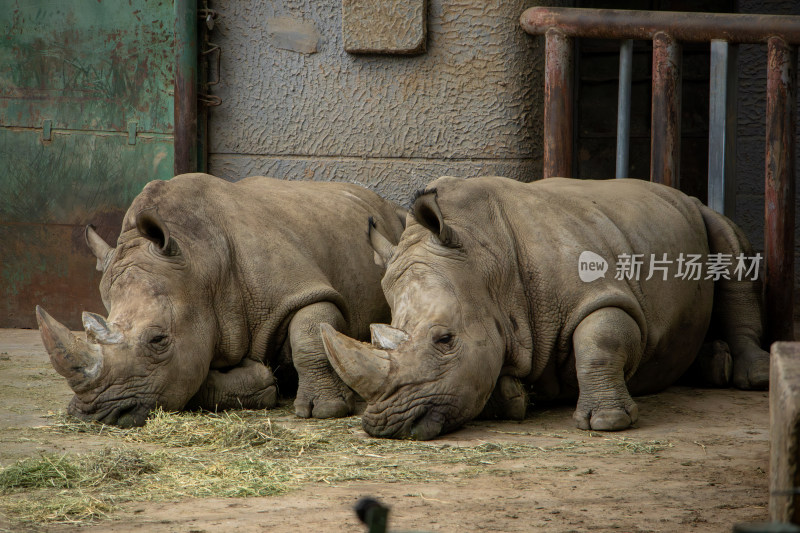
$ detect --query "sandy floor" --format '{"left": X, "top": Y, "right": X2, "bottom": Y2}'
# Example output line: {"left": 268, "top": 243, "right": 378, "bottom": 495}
{"left": 0, "top": 328, "right": 770, "bottom": 532}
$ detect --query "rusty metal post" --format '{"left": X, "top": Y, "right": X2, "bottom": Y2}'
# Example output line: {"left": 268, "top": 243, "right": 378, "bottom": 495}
{"left": 174, "top": 0, "right": 198, "bottom": 175}
{"left": 765, "top": 37, "right": 796, "bottom": 343}
{"left": 650, "top": 32, "right": 682, "bottom": 188}
{"left": 544, "top": 29, "right": 573, "bottom": 179}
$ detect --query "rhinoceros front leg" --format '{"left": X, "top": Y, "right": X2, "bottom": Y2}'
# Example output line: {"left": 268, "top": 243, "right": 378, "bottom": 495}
{"left": 188, "top": 358, "right": 278, "bottom": 411}
{"left": 572, "top": 307, "right": 642, "bottom": 431}
{"left": 291, "top": 301, "right": 355, "bottom": 419}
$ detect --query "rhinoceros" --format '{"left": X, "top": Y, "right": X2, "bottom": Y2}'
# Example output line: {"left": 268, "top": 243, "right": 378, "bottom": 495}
{"left": 36, "top": 173, "right": 405, "bottom": 427}
{"left": 321, "top": 176, "right": 770, "bottom": 440}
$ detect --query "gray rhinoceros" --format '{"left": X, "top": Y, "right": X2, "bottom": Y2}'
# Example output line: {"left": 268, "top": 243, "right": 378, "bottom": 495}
{"left": 36, "top": 173, "right": 405, "bottom": 427}
{"left": 321, "top": 176, "right": 770, "bottom": 440}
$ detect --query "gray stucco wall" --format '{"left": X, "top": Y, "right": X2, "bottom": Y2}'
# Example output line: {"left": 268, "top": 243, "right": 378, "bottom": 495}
{"left": 207, "top": 0, "right": 561, "bottom": 206}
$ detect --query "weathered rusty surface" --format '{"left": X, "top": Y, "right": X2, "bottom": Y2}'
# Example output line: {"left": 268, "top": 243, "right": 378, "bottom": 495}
{"left": 764, "top": 37, "right": 797, "bottom": 343}
{"left": 342, "top": 0, "right": 426, "bottom": 54}
{"left": 521, "top": 6, "right": 800, "bottom": 44}
{"left": 174, "top": 0, "right": 198, "bottom": 175}
{"left": 769, "top": 342, "right": 800, "bottom": 523}
{"left": 0, "top": 1, "right": 174, "bottom": 133}
{"left": 650, "top": 32, "right": 682, "bottom": 188}
{"left": 0, "top": 1, "right": 176, "bottom": 329}
{"left": 543, "top": 29, "right": 573, "bottom": 179}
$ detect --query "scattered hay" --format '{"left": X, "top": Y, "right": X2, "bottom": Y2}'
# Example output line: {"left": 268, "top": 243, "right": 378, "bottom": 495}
{"left": 0, "top": 407, "right": 672, "bottom": 525}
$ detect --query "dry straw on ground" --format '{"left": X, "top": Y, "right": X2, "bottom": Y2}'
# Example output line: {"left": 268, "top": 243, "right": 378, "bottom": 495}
{"left": 0, "top": 405, "right": 671, "bottom": 525}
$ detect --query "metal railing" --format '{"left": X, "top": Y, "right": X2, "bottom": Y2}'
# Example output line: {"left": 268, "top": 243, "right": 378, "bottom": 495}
{"left": 521, "top": 6, "right": 800, "bottom": 344}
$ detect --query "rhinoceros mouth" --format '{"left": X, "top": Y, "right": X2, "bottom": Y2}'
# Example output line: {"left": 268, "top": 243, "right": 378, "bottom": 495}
{"left": 361, "top": 392, "right": 461, "bottom": 440}
{"left": 68, "top": 396, "right": 152, "bottom": 428}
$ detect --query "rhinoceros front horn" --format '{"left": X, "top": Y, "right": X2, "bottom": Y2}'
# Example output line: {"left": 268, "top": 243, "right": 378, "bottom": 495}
{"left": 36, "top": 306, "right": 102, "bottom": 390}
{"left": 320, "top": 323, "right": 391, "bottom": 402}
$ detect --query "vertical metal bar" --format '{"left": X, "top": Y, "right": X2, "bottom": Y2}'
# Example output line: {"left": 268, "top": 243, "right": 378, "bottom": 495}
{"left": 616, "top": 39, "right": 633, "bottom": 179}
{"left": 764, "top": 37, "right": 796, "bottom": 343}
{"left": 174, "top": 0, "right": 198, "bottom": 175}
{"left": 544, "top": 28, "right": 574, "bottom": 179}
{"left": 650, "top": 32, "right": 682, "bottom": 188}
{"left": 708, "top": 40, "right": 738, "bottom": 216}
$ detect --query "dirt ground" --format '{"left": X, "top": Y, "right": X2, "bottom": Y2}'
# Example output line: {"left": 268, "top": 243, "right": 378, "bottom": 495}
{"left": 0, "top": 328, "right": 770, "bottom": 533}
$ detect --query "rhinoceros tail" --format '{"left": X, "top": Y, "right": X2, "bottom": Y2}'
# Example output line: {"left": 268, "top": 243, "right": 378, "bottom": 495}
{"left": 695, "top": 200, "right": 769, "bottom": 390}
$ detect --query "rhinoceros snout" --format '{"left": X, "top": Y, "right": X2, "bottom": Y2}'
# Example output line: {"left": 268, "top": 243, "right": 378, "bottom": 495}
{"left": 68, "top": 397, "right": 150, "bottom": 428}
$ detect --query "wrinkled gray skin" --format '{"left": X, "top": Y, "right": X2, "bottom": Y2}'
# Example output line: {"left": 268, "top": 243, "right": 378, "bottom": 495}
{"left": 322, "top": 176, "right": 769, "bottom": 440}
{"left": 37, "top": 173, "right": 405, "bottom": 428}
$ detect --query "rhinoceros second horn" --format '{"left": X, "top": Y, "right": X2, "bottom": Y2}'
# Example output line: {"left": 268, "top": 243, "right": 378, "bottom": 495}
{"left": 36, "top": 306, "right": 101, "bottom": 388}
{"left": 370, "top": 323, "right": 409, "bottom": 350}
{"left": 320, "top": 323, "right": 391, "bottom": 401}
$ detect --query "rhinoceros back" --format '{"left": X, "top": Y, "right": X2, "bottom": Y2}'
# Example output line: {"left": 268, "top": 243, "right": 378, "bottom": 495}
{"left": 118, "top": 173, "right": 403, "bottom": 362}
{"left": 427, "top": 176, "right": 715, "bottom": 396}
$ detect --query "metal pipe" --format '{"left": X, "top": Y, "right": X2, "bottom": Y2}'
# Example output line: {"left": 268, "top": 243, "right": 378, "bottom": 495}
{"left": 708, "top": 40, "right": 738, "bottom": 216}
{"left": 543, "top": 29, "right": 573, "bottom": 179}
{"left": 616, "top": 39, "right": 633, "bottom": 179}
{"left": 174, "top": 0, "right": 198, "bottom": 175}
{"left": 521, "top": 7, "right": 800, "bottom": 44}
{"left": 650, "top": 32, "right": 681, "bottom": 188}
{"left": 764, "top": 37, "right": 796, "bottom": 343}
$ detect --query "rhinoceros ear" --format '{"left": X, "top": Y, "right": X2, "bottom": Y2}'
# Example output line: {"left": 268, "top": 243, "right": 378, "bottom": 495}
{"left": 85, "top": 225, "right": 114, "bottom": 272}
{"left": 412, "top": 190, "right": 459, "bottom": 247}
{"left": 368, "top": 217, "right": 397, "bottom": 268}
{"left": 135, "top": 207, "right": 180, "bottom": 256}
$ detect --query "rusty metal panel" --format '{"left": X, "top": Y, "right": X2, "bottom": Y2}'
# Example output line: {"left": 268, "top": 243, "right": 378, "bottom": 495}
{"left": 0, "top": 0, "right": 174, "bottom": 133}
{"left": 0, "top": 0, "right": 176, "bottom": 329}
{"left": 342, "top": 0, "right": 427, "bottom": 54}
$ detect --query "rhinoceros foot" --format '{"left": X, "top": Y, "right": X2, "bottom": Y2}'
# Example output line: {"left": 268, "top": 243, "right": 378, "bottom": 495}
{"left": 294, "top": 392, "right": 354, "bottom": 419}
{"left": 573, "top": 402, "right": 639, "bottom": 432}
{"left": 684, "top": 340, "right": 732, "bottom": 388}
{"left": 479, "top": 375, "right": 528, "bottom": 421}
{"left": 731, "top": 344, "right": 769, "bottom": 391}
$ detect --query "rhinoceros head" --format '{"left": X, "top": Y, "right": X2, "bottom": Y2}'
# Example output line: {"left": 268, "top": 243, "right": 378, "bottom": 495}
{"left": 37, "top": 208, "right": 216, "bottom": 428}
{"left": 322, "top": 188, "right": 506, "bottom": 440}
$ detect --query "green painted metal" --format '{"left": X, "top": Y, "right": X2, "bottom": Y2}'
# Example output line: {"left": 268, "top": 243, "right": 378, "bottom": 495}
{"left": 0, "top": 0, "right": 177, "bottom": 328}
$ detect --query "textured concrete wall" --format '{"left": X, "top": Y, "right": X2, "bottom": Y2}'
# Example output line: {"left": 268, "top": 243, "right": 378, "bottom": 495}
{"left": 207, "top": 0, "right": 562, "bottom": 206}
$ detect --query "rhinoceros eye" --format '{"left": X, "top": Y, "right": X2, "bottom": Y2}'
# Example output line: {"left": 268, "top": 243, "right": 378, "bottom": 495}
{"left": 435, "top": 334, "right": 453, "bottom": 345}
{"left": 142, "top": 328, "right": 171, "bottom": 355}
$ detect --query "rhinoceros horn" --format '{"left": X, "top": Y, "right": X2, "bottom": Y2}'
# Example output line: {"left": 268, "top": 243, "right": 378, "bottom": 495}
{"left": 85, "top": 225, "right": 114, "bottom": 272}
{"left": 82, "top": 311, "right": 122, "bottom": 345}
{"left": 320, "top": 323, "right": 392, "bottom": 402}
{"left": 36, "top": 306, "right": 102, "bottom": 390}
{"left": 370, "top": 323, "right": 409, "bottom": 350}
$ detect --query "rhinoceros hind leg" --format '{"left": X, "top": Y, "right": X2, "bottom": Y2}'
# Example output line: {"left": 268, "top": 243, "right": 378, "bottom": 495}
{"left": 683, "top": 340, "right": 732, "bottom": 387}
{"left": 479, "top": 375, "right": 528, "bottom": 420}
{"left": 188, "top": 358, "right": 278, "bottom": 411}
{"left": 572, "top": 307, "right": 641, "bottom": 432}
{"left": 291, "top": 302, "right": 355, "bottom": 419}
{"left": 731, "top": 342, "right": 770, "bottom": 390}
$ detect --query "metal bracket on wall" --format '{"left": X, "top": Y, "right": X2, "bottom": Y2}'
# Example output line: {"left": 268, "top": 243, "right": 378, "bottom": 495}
{"left": 42, "top": 119, "right": 52, "bottom": 141}
{"left": 127, "top": 121, "right": 137, "bottom": 145}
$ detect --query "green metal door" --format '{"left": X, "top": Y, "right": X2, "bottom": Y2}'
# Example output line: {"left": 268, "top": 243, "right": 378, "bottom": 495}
{"left": 0, "top": 0, "right": 176, "bottom": 328}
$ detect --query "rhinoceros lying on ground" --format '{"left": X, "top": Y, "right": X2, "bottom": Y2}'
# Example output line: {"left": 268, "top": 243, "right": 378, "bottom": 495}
{"left": 36, "top": 173, "right": 405, "bottom": 427}
{"left": 321, "top": 176, "right": 770, "bottom": 440}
